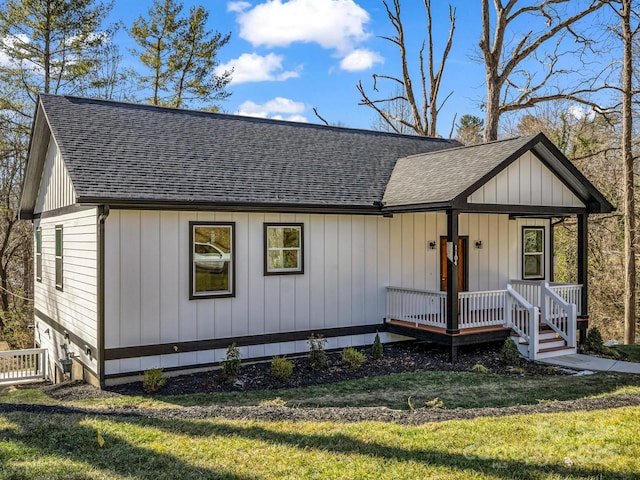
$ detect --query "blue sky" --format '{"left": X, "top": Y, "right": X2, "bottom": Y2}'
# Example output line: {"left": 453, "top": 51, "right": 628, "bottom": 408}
{"left": 107, "top": 0, "right": 596, "bottom": 136}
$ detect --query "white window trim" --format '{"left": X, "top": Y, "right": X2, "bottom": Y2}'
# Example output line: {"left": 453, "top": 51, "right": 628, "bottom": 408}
{"left": 264, "top": 223, "right": 304, "bottom": 275}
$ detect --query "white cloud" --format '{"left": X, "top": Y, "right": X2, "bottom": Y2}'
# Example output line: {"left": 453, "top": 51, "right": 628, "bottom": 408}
{"left": 0, "top": 34, "right": 30, "bottom": 67}
{"left": 217, "top": 53, "right": 301, "bottom": 84}
{"left": 227, "top": 1, "right": 251, "bottom": 13}
{"left": 237, "top": 97, "right": 307, "bottom": 122}
{"left": 234, "top": 0, "right": 370, "bottom": 54}
{"left": 568, "top": 104, "right": 596, "bottom": 122}
{"left": 339, "top": 48, "right": 383, "bottom": 72}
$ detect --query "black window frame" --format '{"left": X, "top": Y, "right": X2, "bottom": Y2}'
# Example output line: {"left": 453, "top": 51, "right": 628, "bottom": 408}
{"left": 522, "top": 226, "right": 545, "bottom": 280}
{"left": 35, "top": 227, "right": 42, "bottom": 282}
{"left": 189, "top": 221, "right": 236, "bottom": 300}
{"left": 263, "top": 223, "right": 304, "bottom": 276}
{"left": 55, "top": 225, "right": 63, "bottom": 290}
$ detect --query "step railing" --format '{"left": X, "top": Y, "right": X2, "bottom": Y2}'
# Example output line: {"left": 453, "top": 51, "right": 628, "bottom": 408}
{"left": 386, "top": 287, "right": 447, "bottom": 328}
{"left": 541, "top": 282, "right": 577, "bottom": 348}
{"left": 506, "top": 285, "right": 539, "bottom": 359}
{"left": 548, "top": 283, "right": 582, "bottom": 316}
{"left": 0, "top": 348, "right": 47, "bottom": 385}
{"left": 509, "top": 280, "right": 542, "bottom": 306}
{"left": 458, "top": 290, "right": 507, "bottom": 328}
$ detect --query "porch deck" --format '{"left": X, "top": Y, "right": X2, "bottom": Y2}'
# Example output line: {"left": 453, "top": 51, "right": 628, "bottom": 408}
{"left": 385, "top": 281, "right": 585, "bottom": 360}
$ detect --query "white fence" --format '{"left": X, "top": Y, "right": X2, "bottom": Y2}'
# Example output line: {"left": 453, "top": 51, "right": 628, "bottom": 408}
{"left": 0, "top": 348, "right": 47, "bottom": 385}
{"left": 511, "top": 280, "right": 582, "bottom": 316}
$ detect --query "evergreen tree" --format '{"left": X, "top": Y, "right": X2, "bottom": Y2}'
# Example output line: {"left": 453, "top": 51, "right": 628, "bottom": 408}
{"left": 129, "top": 0, "right": 231, "bottom": 109}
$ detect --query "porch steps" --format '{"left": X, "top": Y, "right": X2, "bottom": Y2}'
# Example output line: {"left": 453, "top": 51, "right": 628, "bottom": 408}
{"left": 512, "top": 330, "right": 577, "bottom": 360}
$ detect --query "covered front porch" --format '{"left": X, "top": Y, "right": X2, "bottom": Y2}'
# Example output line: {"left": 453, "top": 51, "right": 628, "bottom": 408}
{"left": 379, "top": 134, "right": 613, "bottom": 361}
{"left": 385, "top": 280, "right": 585, "bottom": 360}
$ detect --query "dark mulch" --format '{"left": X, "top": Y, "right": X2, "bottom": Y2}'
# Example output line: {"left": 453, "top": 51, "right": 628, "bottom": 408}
{"left": 105, "top": 341, "right": 562, "bottom": 398}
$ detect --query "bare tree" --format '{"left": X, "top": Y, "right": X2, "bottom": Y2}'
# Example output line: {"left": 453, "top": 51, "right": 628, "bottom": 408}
{"left": 357, "top": 0, "right": 455, "bottom": 137}
{"left": 479, "top": 0, "right": 608, "bottom": 141}
{"left": 617, "top": 0, "right": 638, "bottom": 344}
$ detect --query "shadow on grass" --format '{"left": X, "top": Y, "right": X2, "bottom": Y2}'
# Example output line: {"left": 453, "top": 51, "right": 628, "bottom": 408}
{"left": 0, "top": 409, "right": 250, "bottom": 480}
{"left": 0, "top": 404, "right": 628, "bottom": 479}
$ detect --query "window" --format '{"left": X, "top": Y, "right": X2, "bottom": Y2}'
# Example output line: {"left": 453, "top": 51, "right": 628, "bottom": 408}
{"left": 55, "top": 225, "right": 63, "bottom": 290}
{"left": 522, "top": 227, "right": 544, "bottom": 280}
{"left": 190, "top": 222, "right": 235, "bottom": 299}
{"left": 264, "top": 223, "right": 304, "bottom": 275}
{"left": 35, "top": 228, "right": 42, "bottom": 282}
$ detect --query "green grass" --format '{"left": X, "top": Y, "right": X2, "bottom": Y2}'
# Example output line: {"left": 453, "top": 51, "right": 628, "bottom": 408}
{"left": 1, "top": 406, "right": 639, "bottom": 479}
{"left": 614, "top": 344, "right": 640, "bottom": 362}
{"left": 157, "top": 371, "right": 640, "bottom": 410}
{"left": 2, "top": 371, "right": 640, "bottom": 478}
{"left": 3, "top": 370, "right": 640, "bottom": 411}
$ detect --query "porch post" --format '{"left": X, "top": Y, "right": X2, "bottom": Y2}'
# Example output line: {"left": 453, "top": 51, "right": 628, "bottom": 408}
{"left": 577, "top": 213, "right": 588, "bottom": 317}
{"left": 446, "top": 209, "right": 460, "bottom": 335}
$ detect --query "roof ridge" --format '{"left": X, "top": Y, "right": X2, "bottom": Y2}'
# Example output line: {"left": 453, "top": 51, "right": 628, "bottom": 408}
{"left": 38, "top": 93, "right": 459, "bottom": 142}
{"left": 398, "top": 134, "right": 539, "bottom": 160}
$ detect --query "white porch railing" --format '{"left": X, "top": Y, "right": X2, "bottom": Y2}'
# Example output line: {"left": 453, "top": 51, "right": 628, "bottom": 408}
{"left": 510, "top": 280, "right": 582, "bottom": 316}
{"left": 386, "top": 286, "right": 446, "bottom": 328}
{"left": 506, "top": 285, "right": 539, "bottom": 359}
{"left": 0, "top": 348, "right": 47, "bottom": 385}
{"left": 541, "top": 283, "right": 577, "bottom": 348}
{"left": 459, "top": 290, "right": 507, "bottom": 328}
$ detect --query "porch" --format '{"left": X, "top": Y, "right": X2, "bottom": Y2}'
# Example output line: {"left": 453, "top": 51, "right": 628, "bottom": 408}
{"left": 385, "top": 281, "right": 585, "bottom": 360}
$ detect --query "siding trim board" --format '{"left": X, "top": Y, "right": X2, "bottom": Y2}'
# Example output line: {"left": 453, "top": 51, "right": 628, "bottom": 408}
{"left": 104, "top": 324, "right": 382, "bottom": 360}
{"left": 31, "top": 204, "right": 95, "bottom": 220}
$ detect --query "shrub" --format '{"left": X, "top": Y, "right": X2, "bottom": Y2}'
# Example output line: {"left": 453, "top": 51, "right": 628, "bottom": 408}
{"left": 371, "top": 332, "right": 383, "bottom": 360}
{"left": 142, "top": 368, "right": 167, "bottom": 393}
{"left": 512, "top": 367, "right": 525, "bottom": 375}
{"left": 341, "top": 347, "right": 365, "bottom": 371}
{"left": 221, "top": 343, "right": 241, "bottom": 382}
{"left": 271, "top": 356, "right": 294, "bottom": 381}
{"left": 470, "top": 363, "right": 488, "bottom": 374}
{"left": 584, "top": 327, "right": 604, "bottom": 353}
{"left": 308, "top": 334, "right": 328, "bottom": 371}
{"left": 500, "top": 338, "right": 521, "bottom": 367}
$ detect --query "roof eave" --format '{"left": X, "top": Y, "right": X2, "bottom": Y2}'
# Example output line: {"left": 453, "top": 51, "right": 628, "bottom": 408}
{"left": 76, "top": 197, "right": 385, "bottom": 215}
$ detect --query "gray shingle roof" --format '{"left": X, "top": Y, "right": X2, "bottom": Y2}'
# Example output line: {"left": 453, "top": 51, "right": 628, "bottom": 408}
{"left": 382, "top": 135, "right": 536, "bottom": 207}
{"left": 38, "top": 95, "right": 461, "bottom": 209}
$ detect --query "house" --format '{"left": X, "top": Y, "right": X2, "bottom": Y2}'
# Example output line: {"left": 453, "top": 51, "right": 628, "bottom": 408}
{"left": 19, "top": 95, "right": 614, "bottom": 387}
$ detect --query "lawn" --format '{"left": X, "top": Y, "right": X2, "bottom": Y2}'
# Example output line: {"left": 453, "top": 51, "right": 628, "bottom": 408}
{"left": 2, "top": 370, "right": 640, "bottom": 479}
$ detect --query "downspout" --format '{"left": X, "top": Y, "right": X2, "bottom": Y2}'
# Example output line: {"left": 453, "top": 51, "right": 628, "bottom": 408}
{"left": 97, "top": 205, "right": 110, "bottom": 387}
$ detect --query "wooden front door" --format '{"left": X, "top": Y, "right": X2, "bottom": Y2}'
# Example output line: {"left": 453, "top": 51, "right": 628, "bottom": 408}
{"left": 440, "top": 237, "right": 467, "bottom": 292}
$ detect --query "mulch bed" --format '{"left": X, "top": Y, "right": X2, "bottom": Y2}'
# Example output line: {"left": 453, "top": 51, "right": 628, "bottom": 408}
{"left": 38, "top": 341, "right": 563, "bottom": 402}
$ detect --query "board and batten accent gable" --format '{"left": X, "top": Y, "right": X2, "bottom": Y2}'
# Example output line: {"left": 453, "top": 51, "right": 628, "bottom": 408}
{"left": 33, "top": 207, "right": 99, "bottom": 380}
{"left": 34, "top": 138, "right": 76, "bottom": 214}
{"left": 467, "top": 151, "right": 584, "bottom": 208}
{"left": 102, "top": 209, "right": 549, "bottom": 376}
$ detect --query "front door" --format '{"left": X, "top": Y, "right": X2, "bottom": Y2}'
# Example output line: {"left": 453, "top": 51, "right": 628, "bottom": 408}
{"left": 440, "top": 237, "right": 467, "bottom": 292}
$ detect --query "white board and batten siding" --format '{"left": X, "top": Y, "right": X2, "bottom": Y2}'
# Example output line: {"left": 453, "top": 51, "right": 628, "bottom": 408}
{"left": 104, "top": 210, "right": 548, "bottom": 376}
{"left": 34, "top": 138, "right": 76, "bottom": 215}
{"left": 32, "top": 139, "right": 98, "bottom": 379}
{"left": 467, "top": 151, "right": 585, "bottom": 208}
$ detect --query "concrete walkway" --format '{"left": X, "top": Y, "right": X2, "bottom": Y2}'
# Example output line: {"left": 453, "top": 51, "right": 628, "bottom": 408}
{"left": 539, "top": 354, "right": 640, "bottom": 373}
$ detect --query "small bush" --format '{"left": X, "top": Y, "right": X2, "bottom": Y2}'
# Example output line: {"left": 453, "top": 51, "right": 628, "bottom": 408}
{"left": 308, "top": 334, "right": 328, "bottom": 371}
{"left": 271, "top": 356, "right": 294, "bottom": 381}
{"left": 143, "top": 368, "right": 167, "bottom": 393}
{"left": 471, "top": 363, "right": 488, "bottom": 374}
{"left": 221, "top": 343, "right": 241, "bottom": 382}
{"left": 424, "top": 397, "right": 445, "bottom": 409}
{"left": 500, "top": 338, "right": 521, "bottom": 367}
{"left": 511, "top": 367, "right": 525, "bottom": 375}
{"left": 341, "top": 347, "right": 365, "bottom": 371}
{"left": 371, "top": 332, "right": 383, "bottom": 360}
{"left": 584, "top": 328, "right": 604, "bottom": 353}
